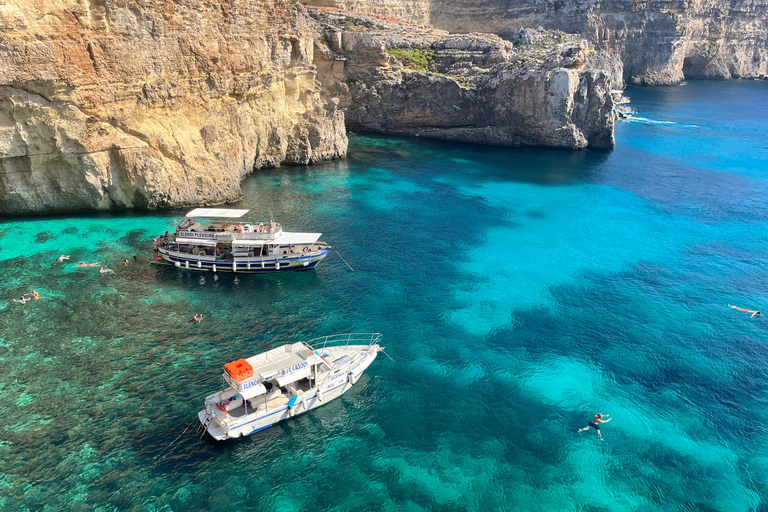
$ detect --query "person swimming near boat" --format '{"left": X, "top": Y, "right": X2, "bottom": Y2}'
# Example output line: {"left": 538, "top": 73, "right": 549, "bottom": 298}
{"left": 99, "top": 267, "right": 114, "bottom": 274}
{"left": 124, "top": 259, "right": 129, "bottom": 267}
{"left": 193, "top": 313, "right": 203, "bottom": 323}
{"left": 56, "top": 255, "right": 70, "bottom": 262}
{"left": 13, "top": 296, "right": 30, "bottom": 304}
{"left": 578, "top": 413, "right": 612, "bottom": 439}
{"left": 24, "top": 290, "right": 40, "bottom": 300}
{"left": 728, "top": 304, "right": 762, "bottom": 318}
{"left": 76, "top": 262, "right": 99, "bottom": 267}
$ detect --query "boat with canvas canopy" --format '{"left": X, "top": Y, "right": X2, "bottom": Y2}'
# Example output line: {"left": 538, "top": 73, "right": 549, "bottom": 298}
{"left": 154, "top": 208, "right": 332, "bottom": 273}
{"left": 197, "top": 333, "right": 384, "bottom": 440}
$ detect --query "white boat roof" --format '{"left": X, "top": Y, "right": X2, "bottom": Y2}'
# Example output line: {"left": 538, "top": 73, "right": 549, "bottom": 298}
{"left": 186, "top": 208, "right": 249, "bottom": 218}
{"left": 274, "top": 232, "right": 322, "bottom": 246}
{"left": 225, "top": 342, "right": 323, "bottom": 394}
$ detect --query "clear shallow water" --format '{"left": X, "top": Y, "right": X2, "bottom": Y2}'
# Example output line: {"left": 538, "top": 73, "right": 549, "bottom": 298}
{"left": 1, "top": 80, "right": 768, "bottom": 511}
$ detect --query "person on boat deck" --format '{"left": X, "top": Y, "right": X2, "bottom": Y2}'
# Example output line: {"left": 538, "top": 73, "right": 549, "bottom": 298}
{"left": 258, "top": 223, "right": 265, "bottom": 233}
{"left": 578, "top": 413, "right": 611, "bottom": 439}
{"left": 269, "top": 219, "right": 275, "bottom": 232}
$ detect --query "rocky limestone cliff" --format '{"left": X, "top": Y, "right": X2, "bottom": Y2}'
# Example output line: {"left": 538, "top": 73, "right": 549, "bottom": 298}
{"left": 0, "top": 0, "right": 347, "bottom": 215}
{"left": 302, "top": 0, "right": 768, "bottom": 85}
{"left": 311, "top": 10, "right": 614, "bottom": 149}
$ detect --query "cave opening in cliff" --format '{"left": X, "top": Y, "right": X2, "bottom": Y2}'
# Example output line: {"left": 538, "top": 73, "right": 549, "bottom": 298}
{"left": 682, "top": 55, "right": 709, "bottom": 79}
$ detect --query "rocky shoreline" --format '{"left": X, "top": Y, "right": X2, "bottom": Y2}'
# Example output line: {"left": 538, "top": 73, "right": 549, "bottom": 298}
{"left": 0, "top": 0, "right": 615, "bottom": 214}
{"left": 311, "top": 9, "right": 614, "bottom": 149}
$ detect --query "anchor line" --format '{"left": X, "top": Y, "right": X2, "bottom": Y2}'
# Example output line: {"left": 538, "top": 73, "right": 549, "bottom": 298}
{"left": 151, "top": 416, "right": 199, "bottom": 466}
{"left": 333, "top": 246, "right": 355, "bottom": 272}
{"left": 382, "top": 350, "right": 396, "bottom": 363}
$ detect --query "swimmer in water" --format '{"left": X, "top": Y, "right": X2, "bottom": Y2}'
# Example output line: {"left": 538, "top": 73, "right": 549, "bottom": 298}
{"left": 578, "top": 413, "right": 612, "bottom": 439}
{"left": 76, "top": 262, "right": 99, "bottom": 267}
{"left": 99, "top": 267, "right": 114, "bottom": 274}
{"left": 25, "top": 290, "right": 40, "bottom": 300}
{"left": 193, "top": 314, "right": 202, "bottom": 323}
{"left": 728, "top": 304, "right": 762, "bottom": 318}
{"left": 56, "top": 255, "right": 70, "bottom": 262}
{"left": 13, "top": 296, "right": 29, "bottom": 304}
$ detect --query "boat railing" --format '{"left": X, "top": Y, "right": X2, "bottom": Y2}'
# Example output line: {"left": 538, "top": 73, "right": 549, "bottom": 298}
{"left": 305, "top": 332, "right": 382, "bottom": 352}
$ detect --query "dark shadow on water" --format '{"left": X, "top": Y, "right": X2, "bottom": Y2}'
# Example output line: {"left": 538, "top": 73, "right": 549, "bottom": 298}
{"left": 344, "top": 132, "right": 613, "bottom": 186}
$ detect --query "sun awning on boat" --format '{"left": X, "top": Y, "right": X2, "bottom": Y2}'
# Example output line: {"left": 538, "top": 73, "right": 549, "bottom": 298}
{"left": 272, "top": 366, "right": 311, "bottom": 387}
{"left": 239, "top": 382, "right": 267, "bottom": 400}
{"left": 231, "top": 239, "right": 269, "bottom": 246}
{"left": 274, "top": 232, "right": 322, "bottom": 246}
{"left": 174, "top": 237, "right": 219, "bottom": 246}
{"left": 185, "top": 208, "right": 249, "bottom": 218}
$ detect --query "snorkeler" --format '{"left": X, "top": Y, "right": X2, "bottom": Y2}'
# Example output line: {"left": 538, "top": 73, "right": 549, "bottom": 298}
{"left": 728, "top": 304, "right": 762, "bottom": 318}
{"left": 578, "top": 413, "right": 612, "bottom": 439}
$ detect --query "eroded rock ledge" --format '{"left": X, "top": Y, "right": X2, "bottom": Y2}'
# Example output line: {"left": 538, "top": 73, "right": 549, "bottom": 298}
{"left": 311, "top": 10, "right": 614, "bottom": 149}
{"left": 0, "top": 0, "right": 347, "bottom": 215}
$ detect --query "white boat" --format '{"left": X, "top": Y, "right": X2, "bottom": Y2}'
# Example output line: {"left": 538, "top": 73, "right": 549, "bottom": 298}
{"left": 155, "top": 208, "right": 332, "bottom": 273}
{"left": 197, "top": 333, "right": 384, "bottom": 440}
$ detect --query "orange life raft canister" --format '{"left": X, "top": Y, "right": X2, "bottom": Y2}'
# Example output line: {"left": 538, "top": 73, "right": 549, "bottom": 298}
{"left": 224, "top": 359, "right": 254, "bottom": 382}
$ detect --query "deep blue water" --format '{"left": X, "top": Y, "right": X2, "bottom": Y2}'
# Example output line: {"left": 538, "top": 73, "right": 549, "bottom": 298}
{"left": 1, "top": 80, "right": 768, "bottom": 511}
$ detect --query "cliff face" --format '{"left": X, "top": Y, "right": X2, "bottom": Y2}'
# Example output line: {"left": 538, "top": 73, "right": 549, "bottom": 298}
{"left": 431, "top": 0, "right": 768, "bottom": 84}
{"left": 0, "top": 0, "right": 347, "bottom": 215}
{"left": 303, "top": 0, "right": 768, "bottom": 84}
{"left": 312, "top": 11, "right": 614, "bottom": 149}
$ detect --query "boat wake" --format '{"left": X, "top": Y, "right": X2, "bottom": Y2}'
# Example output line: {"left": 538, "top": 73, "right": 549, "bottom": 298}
{"left": 627, "top": 117, "right": 699, "bottom": 129}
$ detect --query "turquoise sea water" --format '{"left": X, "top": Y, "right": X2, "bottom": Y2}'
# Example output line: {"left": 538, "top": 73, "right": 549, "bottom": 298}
{"left": 1, "top": 80, "right": 768, "bottom": 511}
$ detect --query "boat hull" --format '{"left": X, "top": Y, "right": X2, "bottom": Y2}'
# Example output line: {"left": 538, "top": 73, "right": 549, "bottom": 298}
{"left": 198, "top": 347, "right": 378, "bottom": 441}
{"left": 156, "top": 248, "right": 332, "bottom": 273}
